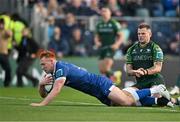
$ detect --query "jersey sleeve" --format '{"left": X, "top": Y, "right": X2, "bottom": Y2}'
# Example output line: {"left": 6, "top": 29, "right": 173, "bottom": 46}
{"left": 54, "top": 64, "right": 68, "bottom": 82}
{"left": 113, "top": 20, "right": 121, "bottom": 33}
{"left": 126, "top": 47, "right": 133, "bottom": 64}
{"left": 153, "top": 45, "right": 164, "bottom": 62}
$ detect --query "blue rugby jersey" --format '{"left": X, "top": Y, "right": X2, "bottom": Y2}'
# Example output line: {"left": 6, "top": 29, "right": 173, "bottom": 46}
{"left": 52, "top": 61, "right": 114, "bottom": 105}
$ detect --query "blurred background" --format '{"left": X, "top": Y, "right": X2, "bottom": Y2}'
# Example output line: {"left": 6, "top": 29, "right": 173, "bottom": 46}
{"left": 0, "top": 0, "right": 179, "bottom": 89}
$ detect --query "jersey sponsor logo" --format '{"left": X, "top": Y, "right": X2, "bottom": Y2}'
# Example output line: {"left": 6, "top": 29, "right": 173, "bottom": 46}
{"left": 56, "top": 69, "right": 63, "bottom": 78}
{"left": 99, "top": 28, "right": 114, "bottom": 32}
{"left": 133, "top": 55, "right": 153, "bottom": 61}
{"left": 156, "top": 51, "right": 163, "bottom": 59}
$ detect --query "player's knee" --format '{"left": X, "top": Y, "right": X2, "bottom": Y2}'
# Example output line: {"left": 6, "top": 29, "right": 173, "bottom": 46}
{"left": 120, "top": 100, "right": 133, "bottom": 106}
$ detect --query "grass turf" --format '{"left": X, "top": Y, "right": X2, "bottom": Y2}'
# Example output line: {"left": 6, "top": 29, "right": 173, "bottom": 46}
{"left": 0, "top": 87, "right": 180, "bottom": 121}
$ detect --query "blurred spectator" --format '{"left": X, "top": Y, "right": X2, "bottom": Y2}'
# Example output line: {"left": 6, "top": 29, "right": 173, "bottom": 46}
{"left": 147, "top": 0, "right": 164, "bottom": 17}
{"left": 56, "top": 6, "right": 65, "bottom": 18}
{"left": 87, "top": 0, "right": 100, "bottom": 15}
{"left": 47, "top": 0, "right": 59, "bottom": 16}
{"left": 167, "top": 32, "right": 180, "bottom": 55}
{"left": 48, "top": 27, "right": 70, "bottom": 58}
{"left": 69, "top": 28, "right": 87, "bottom": 56}
{"left": 124, "top": 0, "right": 137, "bottom": 16}
{"left": 60, "top": 13, "right": 78, "bottom": 41}
{"left": 162, "top": 0, "right": 179, "bottom": 17}
{"left": 63, "top": 0, "right": 94, "bottom": 16}
{"left": 0, "top": 18, "right": 12, "bottom": 87}
{"left": 11, "top": 13, "right": 26, "bottom": 45}
{"left": 47, "top": 16, "right": 55, "bottom": 40}
{"left": 83, "top": 30, "right": 95, "bottom": 56}
{"left": 176, "top": 5, "right": 180, "bottom": 17}
{"left": 16, "top": 28, "right": 39, "bottom": 87}
{"left": 0, "top": 13, "right": 14, "bottom": 51}
{"left": 120, "top": 20, "right": 130, "bottom": 46}
{"left": 119, "top": 20, "right": 131, "bottom": 54}
{"left": 43, "top": 16, "right": 56, "bottom": 48}
{"left": 31, "top": 1, "right": 47, "bottom": 46}
{"left": 107, "top": 0, "right": 122, "bottom": 16}
{"left": 135, "top": 0, "right": 150, "bottom": 17}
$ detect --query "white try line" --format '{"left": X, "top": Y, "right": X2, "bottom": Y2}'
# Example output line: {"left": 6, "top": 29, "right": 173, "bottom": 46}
{"left": 0, "top": 96, "right": 102, "bottom": 106}
{"left": 0, "top": 96, "right": 179, "bottom": 112}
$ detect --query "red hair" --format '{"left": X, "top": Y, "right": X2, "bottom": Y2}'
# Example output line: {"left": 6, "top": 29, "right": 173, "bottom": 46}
{"left": 37, "top": 49, "right": 56, "bottom": 59}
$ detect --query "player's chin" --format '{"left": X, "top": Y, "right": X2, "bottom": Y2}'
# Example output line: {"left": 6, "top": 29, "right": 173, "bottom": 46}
{"left": 139, "top": 40, "right": 146, "bottom": 44}
{"left": 44, "top": 70, "right": 50, "bottom": 74}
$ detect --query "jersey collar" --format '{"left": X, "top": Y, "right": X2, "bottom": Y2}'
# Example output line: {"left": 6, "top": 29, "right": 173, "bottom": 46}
{"left": 138, "top": 41, "right": 152, "bottom": 48}
{"left": 53, "top": 60, "right": 58, "bottom": 75}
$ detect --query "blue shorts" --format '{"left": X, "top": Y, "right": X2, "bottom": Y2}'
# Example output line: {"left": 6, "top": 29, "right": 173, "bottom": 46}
{"left": 83, "top": 74, "right": 115, "bottom": 106}
{"left": 65, "top": 73, "right": 114, "bottom": 106}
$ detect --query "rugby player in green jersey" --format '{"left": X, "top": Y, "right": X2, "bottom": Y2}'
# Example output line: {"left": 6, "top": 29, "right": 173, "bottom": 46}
{"left": 94, "top": 7, "right": 123, "bottom": 85}
{"left": 126, "top": 23, "right": 165, "bottom": 89}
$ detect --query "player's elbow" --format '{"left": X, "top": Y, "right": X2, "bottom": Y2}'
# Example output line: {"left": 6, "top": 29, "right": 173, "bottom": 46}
{"left": 156, "top": 66, "right": 162, "bottom": 73}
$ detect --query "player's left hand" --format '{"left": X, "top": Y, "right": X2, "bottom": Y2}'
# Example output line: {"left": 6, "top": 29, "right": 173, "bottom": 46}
{"left": 30, "top": 103, "right": 45, "bottom": 107}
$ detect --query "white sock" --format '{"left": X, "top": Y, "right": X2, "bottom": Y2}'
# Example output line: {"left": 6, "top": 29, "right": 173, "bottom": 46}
{"left": 155, "top": 98, "right": 158, "bottom": 104}
{"left": 150, "top": 87, "right": 159, "bottom": 94}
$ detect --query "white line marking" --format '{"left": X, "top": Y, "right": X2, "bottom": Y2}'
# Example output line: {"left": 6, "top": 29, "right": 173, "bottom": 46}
{"left": 0, "top": 96, "right": 102, "bottom": 106}
{"left": 0, "top": 96, "right": 179, "bottom": 112}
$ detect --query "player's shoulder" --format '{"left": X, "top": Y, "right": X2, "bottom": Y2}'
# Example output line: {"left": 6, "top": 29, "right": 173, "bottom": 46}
{"left": 151, "top": 41, "right": 162, "bottom": 50}
{"left": 110, "top": 18, "right": 119, "bottom": 23}
{"left": 110, "top": 19, "right": 121, "bottom": 26}
{"left": 54, "top": 61, "right": 69, "bottom": 77}
{"left": 127, "top": 42, "right": 139, "bottom": 51}
{"left": 55, "top": 61, "right": 69, "bottom": 70}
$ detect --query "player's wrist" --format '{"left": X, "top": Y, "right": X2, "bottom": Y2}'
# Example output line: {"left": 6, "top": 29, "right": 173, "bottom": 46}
{"left": 144, "top": 69, "right": 148, "bottom": 75}
{"left": 142, "top": 69, "right": 148, "bottom": 75}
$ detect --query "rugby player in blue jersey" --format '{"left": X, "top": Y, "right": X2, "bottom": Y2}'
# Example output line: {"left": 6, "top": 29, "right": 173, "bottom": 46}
{"left": 30, "top": 50, "right": 173, "bottom": 107}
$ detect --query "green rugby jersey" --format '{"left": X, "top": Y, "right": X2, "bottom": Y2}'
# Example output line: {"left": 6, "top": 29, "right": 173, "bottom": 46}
{"left": 126, "top": 41, "right": 164, "bottom": 83}
{"left": 95, "top": 19, "right": 121, "bottom": 47}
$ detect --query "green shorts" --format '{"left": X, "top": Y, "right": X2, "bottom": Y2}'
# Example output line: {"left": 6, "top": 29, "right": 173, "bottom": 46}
{"left": 99, "top": 46, "right": 115, "bottom": 60}
{"left": 133, "top": 76, "right": 165, "bottom": 89}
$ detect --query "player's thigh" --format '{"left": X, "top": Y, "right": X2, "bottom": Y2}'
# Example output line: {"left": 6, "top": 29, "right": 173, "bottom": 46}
{"left": 98, "top": 60, "right": 106, "bottom": 73}
{"left": 98, "top": 58, "right": 114, "bottom": 72}
{"left": 108, "top": 86, "right": 134, "bottom": 106}
{"left": 104, "top": 58, "right": 113, "bottom": 67}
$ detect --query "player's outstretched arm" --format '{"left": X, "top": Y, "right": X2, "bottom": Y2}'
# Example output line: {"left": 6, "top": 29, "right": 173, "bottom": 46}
{"left": 30, "top": 79, "right": 65, "bottom": 107}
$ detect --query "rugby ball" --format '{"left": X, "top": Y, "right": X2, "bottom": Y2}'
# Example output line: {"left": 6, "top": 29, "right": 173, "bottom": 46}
{"left": 44, "top": 74, "right": 54, "bottom": 93}
{"left": 44, "top": 82, "right": 54, "bottom": 93}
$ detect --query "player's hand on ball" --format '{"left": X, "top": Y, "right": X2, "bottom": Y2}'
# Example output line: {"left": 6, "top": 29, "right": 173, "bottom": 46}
{"left": 40, "top": 74, "right": 53, "bottom": 85}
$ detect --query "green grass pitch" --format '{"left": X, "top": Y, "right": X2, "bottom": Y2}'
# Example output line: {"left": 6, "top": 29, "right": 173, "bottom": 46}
{"left": 0, "top": 87, "right": 180, "bottom": 121}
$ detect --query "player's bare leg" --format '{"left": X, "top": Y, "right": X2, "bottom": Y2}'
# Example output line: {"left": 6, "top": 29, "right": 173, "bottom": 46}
{"left": 98, "top": 58, "right": 113, "bottom": 76}
{"left": 108, "top": 86, "right": 135, "bottom": 106}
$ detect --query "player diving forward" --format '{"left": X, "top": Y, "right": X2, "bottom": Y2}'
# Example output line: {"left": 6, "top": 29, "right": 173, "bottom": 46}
{"left": 30, "top": 50, "right": 173, "bottom": 107}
